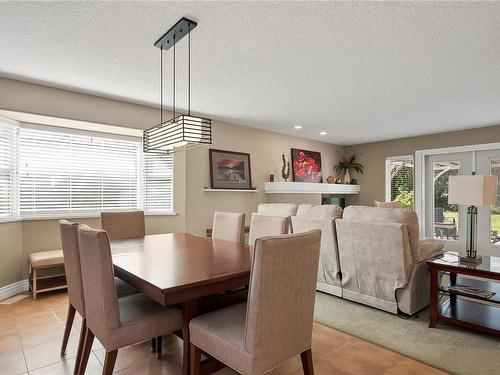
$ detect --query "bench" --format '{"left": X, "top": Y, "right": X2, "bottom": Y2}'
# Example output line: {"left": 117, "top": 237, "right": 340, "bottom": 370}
{"left": 28, "top": 250, "right": 67, "bottom": 299}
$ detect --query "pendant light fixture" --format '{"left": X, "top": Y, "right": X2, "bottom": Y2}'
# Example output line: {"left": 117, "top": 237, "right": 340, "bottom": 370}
{"left": 144, "top": 17, "right": 212, "bottom": 153}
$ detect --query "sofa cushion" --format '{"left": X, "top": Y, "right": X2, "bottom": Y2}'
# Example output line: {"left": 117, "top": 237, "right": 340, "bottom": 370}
{"left": 257, "top": 203, "right": 297, "bottom": 217}
{"left": 296, "top": 204, "right": 343, "bottom": 218}
{"left": 418, "top": 239, "right": 445, "bottom": 261}
{"left": 29, "top": 250, "right": 64, "bottom": 268}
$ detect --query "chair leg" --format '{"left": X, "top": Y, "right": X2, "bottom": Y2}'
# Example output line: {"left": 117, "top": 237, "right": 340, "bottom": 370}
{"left": 73, "top": 319, "right": 86, "bottom": 374}
{"left": 189, "top": 343, "right": 201, "bottom": 375}
{"left": 156, "top": 336, "right": 162, "bottom": 360}
{"left": 61, "top": 304, "right": 76, "bottom": 356}
{"left": 103, "top": 350, "right": 118, "bottom": 375}
{"left": 151, "top": 337, "right": 156, "bottom": 353}
{"left": 300, "top": 348, "right": 314, "bottom": 375}
{"left": 78, "top": 327, "right": 94, "bottom": 375}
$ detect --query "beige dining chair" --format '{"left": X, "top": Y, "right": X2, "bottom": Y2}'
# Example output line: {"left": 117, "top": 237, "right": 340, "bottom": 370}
{"left": 101, "top": 210, "right": 145, "bottom": 240}
{"left": 189, "top": 230, "right": 321, "bottom": 375}
{"left": 212, "top": 212, "right": 246, "bottom": 243}
{"left": 77, "top": 225, "right": 183, "bottom": 375}
{"left": 248, "top": 213, "right": 288, "bottom": 246}
{"left": 59, "top": 220, "right": 155, "bottom": 374}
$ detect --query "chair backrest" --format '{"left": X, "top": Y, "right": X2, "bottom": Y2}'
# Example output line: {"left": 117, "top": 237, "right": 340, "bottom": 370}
{"left": 248, "top": 213, "right": 287, "bottom": 246}
{"left": 342, "top": 206, "right": 420, "bottom": 261}
{"left": 59, "top": 220, "right": 85, "bottom": 316}
{"left": 434, "top": 207, "right": 444, "bottom": 222}
{"left": 101, "top": 211, "right": 145, "bottom": 240}
{"left": 296, "top": 204, "right": 343, "bottom": 218}
{"left": 244, "top": 230, "right": 321, "bottom": 362}
{"left": 78, "top": 225, "right": 121, "bottom": 333}
{"left": 374, "top": 200, "right": 402, "bottom": 209}
{"left": 212, "top": 212, "right": 245, "bottom": 243}
{"left": 257, "top": 203, "right": 298, "bottom": 217}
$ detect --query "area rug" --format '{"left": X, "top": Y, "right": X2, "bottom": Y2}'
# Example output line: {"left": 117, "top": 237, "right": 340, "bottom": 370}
{"left": 313, "top": 292, "right": 500, "bottom": 375}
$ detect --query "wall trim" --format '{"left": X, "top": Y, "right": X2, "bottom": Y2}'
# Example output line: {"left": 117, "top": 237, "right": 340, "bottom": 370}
{"left": 0, "top": 279, "right": 28, "bottom": 301}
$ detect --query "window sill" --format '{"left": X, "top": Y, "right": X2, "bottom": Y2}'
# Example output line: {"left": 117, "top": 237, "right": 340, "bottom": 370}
{"left": 0, "top": 212, "right": 177, "bottom": 224}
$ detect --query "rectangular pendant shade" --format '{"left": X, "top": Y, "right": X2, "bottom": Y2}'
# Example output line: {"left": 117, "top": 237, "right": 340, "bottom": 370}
{"left": 448, "top": 175, "right": 498, "bottom": 206}
{"left": 143, "top": 114, "right": 212, "bottom": 152}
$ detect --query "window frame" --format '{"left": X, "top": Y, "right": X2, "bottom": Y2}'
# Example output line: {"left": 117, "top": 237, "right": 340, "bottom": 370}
{"left": 385, "top": 155, "right": 414, "bottom": 203}
{"left": 0, "top": 120, "right": 175, "bottom": 223}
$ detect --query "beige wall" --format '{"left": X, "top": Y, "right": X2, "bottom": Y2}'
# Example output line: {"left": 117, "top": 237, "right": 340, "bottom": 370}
{"left": 351, "top": 124, "right": 500, "bottom": 206}
{"left": 184, "top": 121, "right": 340, "bottom": 236}
{"left": 0, "top": 77, "right": 340, "bottom": 288}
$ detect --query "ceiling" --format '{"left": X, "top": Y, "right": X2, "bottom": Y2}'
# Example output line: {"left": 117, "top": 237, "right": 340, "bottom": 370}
{"left": 1, "top": 1, "right": 500, "bottom": 145}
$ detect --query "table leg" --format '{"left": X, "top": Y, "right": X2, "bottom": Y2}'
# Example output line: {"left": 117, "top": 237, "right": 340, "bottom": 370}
{"left": 182, "top": 299, "right": 200, "bottom": 375}
{"left": 429, "top": 266, "right": 439, "bottom": 328}
{"left": 449, "top": 271, "right": 457, "bottom": 316}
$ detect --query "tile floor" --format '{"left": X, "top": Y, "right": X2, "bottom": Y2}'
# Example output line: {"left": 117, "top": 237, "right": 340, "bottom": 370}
{"left": 0, "top": 291, "right": 447, "bottom": 374}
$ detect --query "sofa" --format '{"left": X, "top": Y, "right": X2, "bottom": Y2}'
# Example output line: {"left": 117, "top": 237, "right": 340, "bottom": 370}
{"left": 335, "top": 206, "right": 444, "bottom": 315}
{"left": 291, "top": 204, "right": 343, "bottom": 297}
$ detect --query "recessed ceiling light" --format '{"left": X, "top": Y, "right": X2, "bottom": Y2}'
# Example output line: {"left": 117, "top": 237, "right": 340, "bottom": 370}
{"left": 294, "top": 125, "right": 303, "bottom": 129}
{"left": 320, "top": 131, "right": 327, "bottom": 136}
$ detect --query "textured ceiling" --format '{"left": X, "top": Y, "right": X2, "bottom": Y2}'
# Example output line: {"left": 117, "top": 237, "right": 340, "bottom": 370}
{"left": 1, "top": 1, "right": 500, "bottom": 145}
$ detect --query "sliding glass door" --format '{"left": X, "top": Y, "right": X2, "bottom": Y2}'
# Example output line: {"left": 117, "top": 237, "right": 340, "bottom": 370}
{"left": 476, "top": 149, "right": 500, "bottom": 252}
{"left": 425, "top": 152, "right": 472, "bottom": 251}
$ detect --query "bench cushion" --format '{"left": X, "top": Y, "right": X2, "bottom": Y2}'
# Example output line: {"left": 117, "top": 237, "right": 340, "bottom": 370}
{"left": 29, "top": 250, "right": 64, "bottom": 268}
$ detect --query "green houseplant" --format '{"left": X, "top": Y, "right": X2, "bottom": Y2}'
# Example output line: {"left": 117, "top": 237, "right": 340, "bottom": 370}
{"left": 334, "top": 150, "right": 363, "bottom": 184}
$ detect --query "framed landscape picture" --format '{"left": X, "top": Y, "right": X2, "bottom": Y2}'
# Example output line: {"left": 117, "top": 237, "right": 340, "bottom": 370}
{"left": 209, "top": 149, "right": 253, "bottom": 189}
{"left": 291, "top": 148, "right": 323, "bottom": 183}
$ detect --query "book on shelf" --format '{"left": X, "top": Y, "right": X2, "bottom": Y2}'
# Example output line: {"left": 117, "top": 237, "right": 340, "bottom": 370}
{"left": 448, "top": 284, "right": 496, "bottom": 299}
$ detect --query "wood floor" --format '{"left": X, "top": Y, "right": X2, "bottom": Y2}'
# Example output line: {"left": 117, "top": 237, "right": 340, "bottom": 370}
{"left": 0, "top": 291, "right": 447, "bottom": 375}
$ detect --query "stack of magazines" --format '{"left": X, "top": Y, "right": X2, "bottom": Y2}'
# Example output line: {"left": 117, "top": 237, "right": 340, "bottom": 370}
{"left": 448, "top": 284, "right": 496, "bottom": 299}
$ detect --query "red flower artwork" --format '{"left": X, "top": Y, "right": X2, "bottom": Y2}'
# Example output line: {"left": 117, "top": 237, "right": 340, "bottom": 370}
{"left": 291, "top": 149, "right": 322, "bottom": 183}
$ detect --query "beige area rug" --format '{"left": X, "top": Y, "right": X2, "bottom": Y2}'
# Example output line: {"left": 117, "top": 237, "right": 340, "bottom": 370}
{"left": 314, "top": 292, "right": 500, "bottom": 375}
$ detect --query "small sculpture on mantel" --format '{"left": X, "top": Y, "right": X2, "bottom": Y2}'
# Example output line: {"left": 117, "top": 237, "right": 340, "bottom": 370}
{"left": 281, "top": 153, "right": 291, "bottom": 182}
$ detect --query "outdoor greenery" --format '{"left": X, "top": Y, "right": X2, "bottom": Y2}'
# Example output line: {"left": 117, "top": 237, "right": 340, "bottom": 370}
{"left": 390, "top": 163, "right": 413, "bottom": 208}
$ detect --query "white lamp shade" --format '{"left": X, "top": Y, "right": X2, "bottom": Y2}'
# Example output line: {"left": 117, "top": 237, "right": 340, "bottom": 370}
{"left": 448, "top": 175, "right": 498, "bottom": 206}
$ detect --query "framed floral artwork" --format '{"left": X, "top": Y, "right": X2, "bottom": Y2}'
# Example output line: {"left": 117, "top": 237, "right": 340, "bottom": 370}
{"left": 291, "top": 148, "right": 322, "bottom": 183}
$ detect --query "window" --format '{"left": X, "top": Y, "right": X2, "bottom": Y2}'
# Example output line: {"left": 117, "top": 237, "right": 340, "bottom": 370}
{"left": 0, "top": 119, "right": 18, "bottom": 219}
{"left": 432, "top": 161, "right": 460, "bottom": 240}
{"left": 385, "top": 156, "right": 414, "bottom": 208}
{"left": 0, "top": 122, "right": 173, "bottom": 220}
{"left": 489, "top": 158, "right": 500, "bottom": 245}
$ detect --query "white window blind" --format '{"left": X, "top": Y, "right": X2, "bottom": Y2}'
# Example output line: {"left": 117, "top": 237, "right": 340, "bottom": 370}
{"left": 0, "top": 120, "right": 18, "bottom": 218}
{"left": 18, "top": 125, "right": 173, "bottom": 218}
{"left": 143, "top": 152, "right": 173, "bottom": 212}
{"left": 386, "top": 156, "right": 414, "bottom": 208}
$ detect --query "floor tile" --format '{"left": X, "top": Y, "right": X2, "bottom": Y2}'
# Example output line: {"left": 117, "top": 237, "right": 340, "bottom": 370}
{"left": 28, "top": 352, "right": 102, "bottom": 375}
{"left": 23, "top": 334, "right": 79, "bottom": 370}
{"left": 0, "top": 350, "right": 28, "bottom": 375}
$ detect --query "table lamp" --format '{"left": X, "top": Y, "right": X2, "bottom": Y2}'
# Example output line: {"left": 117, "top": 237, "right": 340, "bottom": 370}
{"left": 448, "top": 174, "right": 498, "bottom": 263}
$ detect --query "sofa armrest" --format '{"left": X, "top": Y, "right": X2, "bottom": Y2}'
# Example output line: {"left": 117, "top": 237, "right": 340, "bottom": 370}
{"left": 418, "top": 238, "right": 445, "bottom": 262}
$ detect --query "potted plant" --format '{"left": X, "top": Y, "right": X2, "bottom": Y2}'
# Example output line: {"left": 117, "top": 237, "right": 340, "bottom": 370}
{"left": 334, "top": 149, "right": 363, "bottom": 184}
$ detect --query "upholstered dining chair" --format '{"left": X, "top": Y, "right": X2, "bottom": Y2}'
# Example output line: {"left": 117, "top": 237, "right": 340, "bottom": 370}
{"left": 77, "top": 225, "right": 183, "bottom": 375}
{"left": 100, "top": 210, "right": 145, "bottom": 240}
{"left": 189, "top": 230, "right": 321, "bottom": 375}
{"left": 59, "top": 220, "right": 151, "bottom": 374}
{"left": 212, "top": 212, "right": 246, "bottom": 243}
{"left": 248, "top": 213, "right": 288, "bottom": 246}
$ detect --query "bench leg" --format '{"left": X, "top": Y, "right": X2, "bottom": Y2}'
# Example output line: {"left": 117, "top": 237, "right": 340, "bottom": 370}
{"left": 32, "top": 268, "right": 37, "bottom": 300}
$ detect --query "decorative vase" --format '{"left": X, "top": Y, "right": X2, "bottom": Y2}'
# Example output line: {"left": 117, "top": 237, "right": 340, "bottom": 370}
{"left": 326, "top": 176, "right": 335, "bottom": 184}
{"left": 343, "top": 169, "right": 351, "bottom": 184}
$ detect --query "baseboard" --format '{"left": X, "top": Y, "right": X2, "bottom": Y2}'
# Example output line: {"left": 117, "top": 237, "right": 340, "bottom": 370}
{"left": 0, "top": 279, "right": 29, "bottom": 301}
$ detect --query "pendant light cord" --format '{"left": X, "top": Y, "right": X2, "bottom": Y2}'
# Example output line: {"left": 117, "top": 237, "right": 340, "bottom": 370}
{"left": 173, "top": 34, "right": 176, "bottom": 119}
{"left": 188, "top": 23, "right": 191, "bottom": 116}
{"left": 160, "top": 46, "right": 163, "bottom": 124}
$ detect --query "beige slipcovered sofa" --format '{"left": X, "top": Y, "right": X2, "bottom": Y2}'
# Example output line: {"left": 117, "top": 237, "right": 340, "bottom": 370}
{"left": 335, "top": 206, "right": 444, "bottom": 315}
{"left": 291, "top": 204, "right": 343, "bottom": 297}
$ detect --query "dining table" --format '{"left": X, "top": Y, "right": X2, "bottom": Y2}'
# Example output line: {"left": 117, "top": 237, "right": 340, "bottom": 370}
{"left": 110, "top": 232, "right": 252, "bottom": 375}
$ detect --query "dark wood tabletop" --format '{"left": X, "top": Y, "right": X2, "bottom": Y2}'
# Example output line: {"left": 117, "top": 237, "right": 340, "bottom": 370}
{"left": 110, "top": 233, "right": 252, "bottom": 375}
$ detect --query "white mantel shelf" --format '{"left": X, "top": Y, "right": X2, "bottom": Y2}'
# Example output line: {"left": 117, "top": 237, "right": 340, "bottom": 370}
{"left": 264, "top": 182, "right": 360, "bottom": 195}
{"left": 202, "top": 188, "right": 260, "bottom": 192}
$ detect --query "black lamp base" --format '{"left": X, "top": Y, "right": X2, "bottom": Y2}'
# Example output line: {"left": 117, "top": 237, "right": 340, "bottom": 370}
{"left": 459, "top": 254, "right": 482, "bottom": 265}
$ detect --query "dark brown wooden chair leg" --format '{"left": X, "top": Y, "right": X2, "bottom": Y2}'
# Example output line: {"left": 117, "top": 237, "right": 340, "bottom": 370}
{"left": 189, "top": 343, "right": 201, "bottom": 375}
{"left": 61, "top": 304, "right": 76, "bottom": 356}
{"left": 300, "top": 348, "right": 314, "bottom": 375}
{"left": 78, "top": 327, "right": 94, "bottom": 375}
{"left": 73, "top": 318, "right": 87, "bottom": 374}
{"left": 103, "top": 350, "right": 118, "bottom": 375}
{"left": 151, "top": 337, "right": 157, "bottom": 353}
{"left": 156, "top": 336, "right": 162, "bottom": 359}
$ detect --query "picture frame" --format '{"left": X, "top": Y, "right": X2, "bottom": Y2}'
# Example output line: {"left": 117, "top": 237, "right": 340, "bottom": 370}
{"left": 291, "top": 148, "right": 323, "bottom": 183}
{"left": 209, "top": 149, "right": 253, "bottom": 189}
